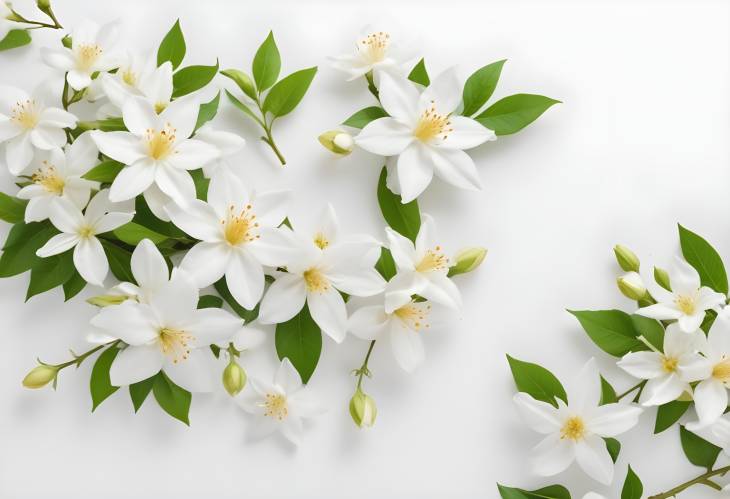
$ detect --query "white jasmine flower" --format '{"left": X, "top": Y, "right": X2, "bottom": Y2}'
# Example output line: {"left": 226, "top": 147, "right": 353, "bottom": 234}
{"left": 258, "top": 204, "right": 386, "bottom": 343}
{"left": 237, "top": 357, "right": 320, "bottom": 445}
{"left": 383, "top": 214, "right": 461, "bottom": 313}
{"left": 637, "top": 256, "right": 726, "bottom": 333}
{"left": 617, "top": 324, "right": 708, "bottom": 406}
{"left": 42, "top": 19, "right": 120, "bottom": 90}
{"left": 90, "top": 270, "right": 242, "bottom": 392}
{"left": 17, "top": 132, "right": 99, "bottom": 222}
{"left": 165, "top": 170, "right": 297, "bottom": 310}
{"left": 513, "top": 359, "right": 643, "bottom": 484}
{"left": 330, "top": 27, "right": 414, "bottom": 81}
{"left": 90, "top": 96, "right": 219, "bottom": 204}
{"left": 355, "top": 68, "right": 496, "bottom": 202}
{"left": 35, "top": 189, "right": 134, "bottom": 286}
{"left": 0, "top": 83, "right": 77, "bottom": 175}
{"left": 194, "top": 124, "right": 246, "bottom": 178}
{"left": 99, "top": 55, "right": 174, "bottom": 114}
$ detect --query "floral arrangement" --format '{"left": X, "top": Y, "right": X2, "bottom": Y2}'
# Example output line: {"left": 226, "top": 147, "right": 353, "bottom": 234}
{"left": 0, "top": 2, "right": 557, "bottom": 446}
{"left": 501, "top": 226, "right": 730, "bottom": 498}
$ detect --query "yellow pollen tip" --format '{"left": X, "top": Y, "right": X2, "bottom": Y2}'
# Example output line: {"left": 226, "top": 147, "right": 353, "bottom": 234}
{"left": 394, "top": 302, "right": 432, "bottom": 331}
{"left": 359, "top": 31, "right": 390, "bottom": 64}
{"left": 32, "top": 161, "right": 65, "bottom": 194}
{"left": 262, "top": 392, "right": 288, "bottom": 420}
{"left": 313, "top": 232, "right": 329, "bottom": 250}
{"left": 223, "top": 204, "right": 258, "bottom": 246}
{"left": 413, "top": 102, "right": 452, "bottom": 143}
{"left": 146, "top": 125, "right": 177, "bottom": 160}
{"left": 10, "top": 99, "right": 39, "bottom": 130}
{"left": 122, "top": 69, "right": 137, "bottom": 86}
{"left": 415, "top": 247, "right": 448, "bottom": 273}
{"left": 675, "top": 295, "right": 696, "bottom": 315}
{"left": 560, "top": 416, "right": 586, "bottom": 441}
{"left": 303, "top": 267, "right": 329, "bottom": 293}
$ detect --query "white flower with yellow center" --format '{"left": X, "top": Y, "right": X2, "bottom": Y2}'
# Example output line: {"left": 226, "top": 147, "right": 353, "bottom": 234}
{"left": 355, "top": 68, "right": 496, "bottom": 203}
{"left": 383, "top": 214, "right": 461, "bottom": 313}
{"left": 35, "top": 189, "right": 134, "bottom": 286}
{"left": 17, "top": 133, "right": 99, "bottom": 222}
{"left": 637, "top": 256, "right": 726, "bottom": 333}
{"left": 89, "top": 270, "right": 242, "bottom": 392}
{"left": 617, "top": 324, "right": 708, "bottom": 406}
{"left": 99, "top": 55, "right": 174, "bottom": 115}
{"left": 90, "top": 96, "right": 219, "bottom": 205}
{"left": 513, "top": 359, "right": 643, "bottom": 484}
{"left": 330, "top": 27, "right": 414, "bottom": 81}
{"left": 42, "top": 19, "right": 120, "bottom": 90}
{"left": 0, "top": 83, "right": 77, "bottom": 175}
{"left": 258, "top": 205, "right": 386, "bottom": 343}
{"left": 237, "top": 358, "right": 320, "bottom": 445}
{"left": 165, "top": 170, "right": 298, "bottom": 310}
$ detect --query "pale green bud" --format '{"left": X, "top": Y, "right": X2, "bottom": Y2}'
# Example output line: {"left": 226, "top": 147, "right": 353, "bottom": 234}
{"left": 220, "top": 69, "right": 257, "bottom": 100}
{"left": 222, "top": 359, "right": 247, "bottom": 396}
{"left": 86, "top": 294, "right": 129, "bottom": 307}
{"left": 318, "top": 130, "right": 354, "bottom": 156}
{"left": 22, "top": 364, "right": 58, "bottom": 389}
{"left": 349, "top": 388, "right": 377, "bottom": 428}
{"left": 61, "top": 35, "right": 72, "bottom": 49}
{"left": 613, "top": 244, "right": 640, "bottom": 272}
{"left": 449, "top": 247, "right": 487, "bottom": 276}
{"left": 654, "top": 266, "right": 671, "bottom": 291}
{"left": 617, "top": 271, "right": 647, "bottom": 300}
{"left": 36, "top": 0, "right": 51, "bottom": 11}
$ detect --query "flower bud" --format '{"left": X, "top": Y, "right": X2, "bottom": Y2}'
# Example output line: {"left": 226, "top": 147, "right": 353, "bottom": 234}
{"left": 36, "top": 0, "right": 51, "bottom": 11}
{"left": 654, "top": 266, "right": 671, "bottom": 291}
{"left": 349, "top": 388, "right": 377, "bottom": 428}
{"left": 22, "top": 364, "right": 58, "bottom": 389}
{"left": 617, "top": 271, "right": 647, "bottom": 300}
{"left": 222, "top": 359, "right": 247, "bottom": 396}
{"left": 86, "top": 294, "right": 129, "bottom": 307}
{"left": 318, "top": 130, "right": 354, "bottom": 156}
{"left": 61, "top": 35, "right": 72, "bottom": 49}
{"left": 613, "top": 244, "right": 640, "bottom": 272}
{"left": 220, "top": 69, "right": 257, "bottom": 99}
{"left": 449, "top": 247, "right": 487, "bottom": 276}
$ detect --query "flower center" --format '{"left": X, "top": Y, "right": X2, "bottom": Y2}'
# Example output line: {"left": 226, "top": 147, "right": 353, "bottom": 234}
{"left": 713, "top": 358, "right": 730, "bottom": 382}
{"left": 77, "top": 225, "right": 95, "bottom": 239}
{"left": 154, "top": 102, "right": 167, "bottom": 114}
{"left": 303, "top": 267, "right": 329, "bottom": 293}
{"left": 145, "top": 125, "right": 177, "bottom": 160}
{"left": 222, "top": 204, "right": 259, "bottom": 246}
{"left": 359, "top": 31, "right": 389, "bottom": 64}
{"left": 76, "top": 43, "right": 103, "bottom": 71}
{"left": 31, "top": 160, "right": 65, "bottom": 194}
{"left": 560, "top": 416, "right": 586, "bottom": 441}
{"left": 313, "top": 232, "right": 329, "bottom": 250}
{"left": 413, "top": 102, "right": 453, "bottom": 143}
{"left": 675, "top": 294, "right": 696, "bottom": 315}
{"left": 10, "top": 99, "right": 39, "bottom": 130}
{"left": 661, "top": 355, "right": 679, "bottom": 373}
{"left": 262, "top": 392, "right": 288, "bottom": 420}
{"left": 122, "top": 68, "right": 137, "bottom": 86}
{"left": 158, "top": 327, "right": 194, "bottom": 364}
{"left": 415, "top": 246, "right": 448, "bottom": 273}
{"left": 394, "top": 301, "right": 431, "bottom": 331}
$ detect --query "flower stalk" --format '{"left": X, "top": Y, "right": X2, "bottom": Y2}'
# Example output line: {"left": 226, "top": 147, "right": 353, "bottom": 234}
{"left": 648, "top": 465, "right": 730, "bottom": 498}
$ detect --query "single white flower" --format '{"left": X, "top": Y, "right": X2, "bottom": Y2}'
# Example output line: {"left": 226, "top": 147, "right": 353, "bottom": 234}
{"left": 0, "top": 83, "right": 77, "bottom": 175}
{"left": 258, "top": 204, "right": 386, "bottom": 343}
{"left": 90, "top": 96, "right": 219, "bottom": 204}
{"left": 99, "top": 55, "right": 174, "bottom": 114}
{"left": 194, "top": 124, "right": 246, "bottom": 178}
{"left": 513, "top": 358, "right": 643, "bottom": 485}
{"left": 17, "top": 132, "right": 99, "bottom": 222}
{"left": 383, "top": 214, "right": 461, "bottom": 313}
{"left": 330, "top": 27, "right": 414, "bottom": 81}
{"left": 355, "top": 68, "right": 496, "bottom": 202}
{"left": 35, "top": 189, "right": 134, "bottom": 286}
{"left": 617, "top": 324, "right": 708, "bottom": 406}
{"left": 237, "top": 357, "right": 320, "bottom": 445}
{"left": 90, "top": 270, "right": 242, "bottom": 392}
{"left": 42, "top": 19, "right": 120, "bottom": 90}
{"left": 637, "top": 256, "right": 726, "bottom": 333}
{"left": 165, "top": 170, "right": 297, "bottom": 310}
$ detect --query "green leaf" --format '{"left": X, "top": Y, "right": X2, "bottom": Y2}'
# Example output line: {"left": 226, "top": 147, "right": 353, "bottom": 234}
{"left": 194, "top": 91, "right": 220, "bottom": 131}
{"left": 26, "top": 250, "right": 76, "bottom": 300}
{"left": 214, "top": 277, "right": 259, "bottom": 323}
{"left": 252, "top": 31, "right": 281, "bottom": 92}
{"left": 263, "top": 67, "right": 317, "bottom": 117}
{"left": 129, "top": 375, "right": 156, "bottom": 412}
{"left": 152, "top": 371, "right": 192, "bottom": 425}
{"left": 376, "top": 166, "right": 421, "bottom": 242}
{"left": 342, "top": 106, "right": 388, "bottom": 129}
{"left": 101, "top": 241, "right": 134, "bottom": 283}
{"left": 189, "top": 169, "right": 209, "bottom": 200}
{"left": 407, "top": 58, "right": 430, "bottom": 86}
{"left": 0, "top": 29, "right": 32, "bottom": 52}
{"left": 375, "top": 247, "right": 397, "bottom": 281}
{"left": 133, "top": 197, "right": 186, "bottom": 238}
{"left": 655, "top": 400, "right": 691, "bottom": 433}
{"left": 157, "top": 19, "right": 186, "bottom": 70}
{"left": 497, "top": 484, "right": 571, "bottom": 499}
{"left": 90, "top": 346, "right": 120, "bottom": 411}
{"left": 172, "top": 60, "right": 219, "bottom": 99}
{"left": 701, "top": 309, "right": 718, "bottom": 334}
{"left": 198, "top": 295, "right": 223, "bottom": 309}
{"left": 600, "top": 376, "right": 618, "bottom": 405}
{"left": 0, "top": 192, "right": 28, "bottom": 223}
{"left": 680, "top": 425, "right": 721, "bottom": 470}
{"left": 275, "top": 303, "right": 322, "bottom": 384}
{"left": 225, "top": 89, "right": 264, "bottom": 126}
{"left": 630, "top": 314, "right": 664, "bottom": 351}
{"left": 82, "top": 160, "right": 124, "bottom": 183}
{"left": 476, "top": 93, "right": 560, "bottom": 135}
{"left": 220, "top": 69, "right": 257, "bottom": 99}
{"left": 0, "top": 222, "right": 55, "bottom": 277}
{"left": 112, "top": 222, "right": 168, "bottom": 246}
{"left": 678, "top": 224, "right": 728, "bottom": 294}
{"left": 568, "top": 309, "right": 644, "bottom": 356}
{"left": 506, "top": 355, "right": 567, "bottom": 407}
{"left": 62, "top": 269, "right": 86, "bottom": 301}
{"left": 621, "top": 465, "right": 643, "bottom": 499}
{"left": 462, "top": 59, "right": 506, "bottom": 116}
{"left": 605, "top": 437, "right": 621, "bottom": 463}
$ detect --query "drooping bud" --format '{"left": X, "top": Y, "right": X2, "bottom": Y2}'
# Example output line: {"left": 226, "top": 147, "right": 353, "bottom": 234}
{"left": 613, "top": 244, "right": 640, "bottom": 272}
{"left": 86, "top": 294, "right": 129, "bottom": 307}
{"left": 449, "top": 247, "right": 487, "bottom": 276}
{"left": 318, "top": 130, "right": 354, "bottom": 156}
{"left": 220, "top": 69, "right": 257, "bottom": 99}
{"left": 617, "top": 271, "right": 647, "bottom": 300}
{"left": 654, "top": 266, "right": 671, "bottom": 291}
{"left": 222, "top": 359, "right": 247, "bottom": 396}
{"left": 22, "top": 364, "right": 59, "bottom": 389}
{"left": 349, "top": 387, "right": 377, "bottom": 428}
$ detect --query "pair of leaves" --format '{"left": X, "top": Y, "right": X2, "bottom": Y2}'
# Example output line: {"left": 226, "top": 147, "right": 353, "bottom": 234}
{"left": 376, "top": 166, "right": 421, "bottom": 242}
{"left": 569, "top": 309, "right": 664, "bottom": 357}
{"left": 157, "top": 20, "right": 218, "bottom": 99}
{"left": 275, "top": 303, "right": 321, "bottom": 384}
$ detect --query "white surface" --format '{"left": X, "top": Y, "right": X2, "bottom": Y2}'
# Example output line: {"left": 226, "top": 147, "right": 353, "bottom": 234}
{"left": 1, "top": 0, "right": 729, "bottom": 497}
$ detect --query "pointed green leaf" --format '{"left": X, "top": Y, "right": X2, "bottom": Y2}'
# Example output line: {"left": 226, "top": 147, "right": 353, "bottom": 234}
{"left": 0, "top": 192, "right": 28, "bottom": 223}
{"left": 605, "top": 437, "right": 621, "bottom": 463}
{"left": 82, "top": 160, "right": 124, "bottom": 183}
{"left": 172, "top": 60, "right": 219, "bottom": 98}
{"left": 476, "top": 93, "right": 560, "bottom": 135}
{"left": 26, "top": 250, "right": 76, "bottom": 300}
{"left": 252, "top": 31, "right": 281, "bottom": 92}
{"left": 568, "top": 309, "right": 644, "bottom": 356}
{"left": 343, "top": 106, "right": 388, "bottom": 129}
{"left": 678, "top": 224, "right": 728, "bottom": 294}
{"left": 225, "top": 89, "right": 265, "bottom": 127}
{"left": 275, "top": 303, "right": 322, "bottom": 383}
{"left": 198, "top": 295, "right": 223, "bottom": 309}
{"left": 376, "top": 166, "right": 421, "bottom": 242}
{"left": 90, "top": 346, "right": 120, "bottom": 411}
{"left": 654, "top": 400, "right": 691, "bottom": 433}
{"left": 101, "top": 241, "right": 134, "bottom": 283}
{"left": 462, "top": 59, "right": 506, "bottom": 116}
{"left": 194, "top": 91, "right": 220, "bottom": 131}
{"left": 157, "top": 19, "right": 186, "bottom": 70}
{"left": 407, "top": 58, "right": 430, "bottom": 86}
{"left": 621, "top": 465, "right": 643, "bottom": 499}
{"left": 375, "top": 247, "right": 397, "bottom": 281}
{"left": 0, "top": 29, "right": 31, "bottom": 52}
{"left": 680, "top": 425, "right": 721, "bottom": 470}
{"left": 497, "top": 484, "right": 571, "bottom": 499}
{"left": 112, "top": 222, "right": 168, "bottom": 246}
{"left": 0, "top": 222, "right": 55, "bottom": 277}
{"left": 630, "top": 314, "right": 665, "bottom": 351}
{"left": 506, "top": 355, "right": 567, "bottom": 407}
{"left": 600, "top": 376, "right": 618, "bottom": 405}
{"left": 62, "top": 269, "right": 86, "bottom": 301}
{"left": 152, "top": 371, "right": 192, "bottom": 424}
{"left": 263, "top": 67, "right": 317, "bottom": 117}
{"left": 129, "top": 375, "right": 156, "bottom": 412}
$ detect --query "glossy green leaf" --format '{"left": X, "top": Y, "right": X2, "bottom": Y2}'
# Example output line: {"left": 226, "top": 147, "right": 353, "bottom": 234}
{"left": 129, "top": 375, "right": 156, "bottom": 412}
{"left": 82, "top": 160, "right": 124, "bottom": 183}
{"left": 113, "top": 222, "right": 168, "bottom": 246}
{"left": 0, "top": 29, "right": 31, "bottom": 52}
{"left": 630, "top": 314, "right": 664, "bottom": 351}
{"left": 497, "top": 484, "right": 571, "bottom": 499}
{"left": 275, "top": 303, "right": 322, "bottom": 384}
{"left": 476, "top": 93, "right": 559, "bottom": 135}
{"left": 605, "top": 437, "right": 621, "bottom": 463}
{"left": 26, "top": 250, "right": 76, "bottom": 300}
{"left": 621, "top": 465, "right": 643, "bottom": 499}
{"left": 62, "top": 269, "right": 86, "bottom": 301}
{"left": 568, "top": 309, "right": 644, "bottom": 356}
{"left": 157, "top": 19, "right": 186, "bottom": 70}
{"left": 0, "top": 192, "right": 27, "bottom": 223}
{"left": 214, "top": 278, "right": 259, "bottom": 323}
{"left": 189, "top": 169, "right": 209, "bottom": 201}
{"left": 153, "top": 371, "right": 192, "bottom": 425}
{"left": 252, "top": 31, "right": 281, "bottom": 92}
{"left": 375, "top": 247, "right": 397, "bottom": 281}
{"left": 376, "top": 166, "right": 421, "bottom": 242}
{"left": 678, "top": 224, "right": 728, "bottom": 294}
{"left": 102, "top": 241, "right": 134, "bottom": 283}
{"left": 90, "top": 346, "right": 120, "bottom": 411}
{"left": 172, "top": 60, "right": 219, "bottom": 98}
{"left": 133, "top": 197, "right": 186, "bottom": 238}
{"left": 194, "top": 91, "right": 220, "bottom": 131}
{"left": 600, "top": 376, "right": 618, "bottom": 405}
{"left": 506, "top": 355, "right": 567, "bottom": 407}
{"left": 263, "top": 67, "right": 317, "bottom": 117}
{"left": 654, "top": 400, "right": 691, "bottom": 433}
{"left": 462, "top": 59, "right": 506, "bottom": 116}
{"left": 0, "top": 223, "right": 55, "bottom": 277}
{"left": 680, "top": 425, "right": 721, "bottom": 470}
{"left": 407, "top": 58, "right": 430, "bottom": 86}
{"left": 343, "top": 106, "right": 388, "bottom": 129}
{"left": 198, "top": 295, "right": 223, "bottom": 309}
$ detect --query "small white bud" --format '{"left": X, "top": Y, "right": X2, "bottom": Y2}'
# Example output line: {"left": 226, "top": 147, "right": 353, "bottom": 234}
{"left": 617, "top": 271, "right": 647, "bottom": 300}
{"left": 318, "top": 130, "right": 354, "bottom": 156}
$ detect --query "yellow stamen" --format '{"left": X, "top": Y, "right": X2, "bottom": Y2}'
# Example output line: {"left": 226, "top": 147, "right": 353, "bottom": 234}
{"left": 76, "top": 43, "right": 102, "bottom": 71}
{"left": 158, "top": 327, "right": 194, "bottom": 364}
{"left": 261, "top": 392, "right": 288, "bottom": 420}
{"left": 560, "top": 416, "right": 586, "bottom": 441}
{"left": 31, "top": 160, "right": 65, "bottom": 194}
{"left": 413, "top": 101, "right": 453, "bottom": 143}
{"left": 313, "top": 232, "right": 329, "bottom": 250}
{"left": 122, "top": 68, "right": 137, "bottom": 86}
{"left": 303, "top": 268, "right": 329, "bottom": 293}
{"left": 145, "top": 124, "right": 177, "bottom": 160}
{"left": 359, "top": 31, "right": 390, "bottom": 64}
{"left": 661, "top": 356, "right": 679, "bottom": 373}
{"left": 10, "top": 99, "right": 39, "bottom": 130}
{"left": 394, "top": 301, "right": 431, "bottom": 331}
{"left": 78, "top": 225, "right": 95, "bottom": 238}
{"left": 222, "top": 204, "right": 259, "bottom": 246}
{"left": 675, "top": 295, "right": 696, "bottom": 315}
{"left": 154, "top": 102, "right": 167, "bottom": 114}
{"left": 415, "top": 245, "right": 448, "bottom": 273}
{"left": 713, "top": 358, "right": 730, "bottom": 382}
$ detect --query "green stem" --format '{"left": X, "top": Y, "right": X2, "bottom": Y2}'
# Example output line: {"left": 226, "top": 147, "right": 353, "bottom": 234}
{"left": 253, "top": 94, "right": 286, "bottom": 166}
{"left": 648, "top": 466, "right": 730, "bottom": 498}
{"left": 365, "top": 71, "right": 380, "bottom": 101}
{"left": 8, "top": 12, "right": 62, "bottom": 29}
{"left": 53, "top": 340, "right": 119, "bottom": 370}
{"left": 355, "top": 340, "right": 376, "bottom": 390}
{"left": 616, "top": 380, "right": 646, "bottom": 401}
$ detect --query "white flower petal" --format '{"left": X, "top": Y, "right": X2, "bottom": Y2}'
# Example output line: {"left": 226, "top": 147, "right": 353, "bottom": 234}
{"left": 378, "top": 72, "right": 420, "bottom": 121}
{"left": 258, "top": 273, "right": 307, "bottom": 325}
{"left": 616, "top": 351, "right": 663, "bottom": 379}
{"left": 73, "top": 236, "right": 108, "bottom": 285}
{"left": 574, "top": 434, "right": 614, "bottom": 485}
{"left": 513, "top": 392, "right": 562, "bottom": 434}
{"left": 30, "top": 127, "right": 66, "bottom": 150}
{"left": 669, "top": 256, "right": 702, "bottom": 295}
{"left": 348, "top": 305, "right": 389, "bottom": 340}
{"left": 185, "top": 308, "right": 242, "bottom": 346}
{"left": 142, "top": 183, "right": 173, "bottom": 221}
{"left": 166, "top": 199, "right": 222, "bottom": 241}
{"left": 389, "top": 319, "right": 425, "bottom": 372}
{"left": 90, "top": 301, "right": 159, "bottom": 345}
{"left": 275, "top": 358, "right": 303, "bottom": 393}
{"left": 48, "top": 196, "right": 84, "bottom": 233}
{"left": 41, "top": 47, "right": 75, "bottom": 71}
{"left": 328, "top": 268, "right": 386, "bottom": 297}
{"left": 122, "top": 97, "right": 159, "bottom": 136}
{"left": 247, "top": 227, "right": 300, "bottom": 267}
{"left": 94, "top": 212, "right": 134, "bottom": 234}
{"left": 163, "top": 348, "right": 216, "bottom": 393}
{"left": 149, "top": 271, "right": 198, "bottom": 325}
{"left": 109, "top": 344, "right": 164, "bottom": 387}
{"left": 36, "top": 233, "right": 79, "bottom": 257}
{"left": 39, "top": 107, "right": 77, "bottom": 129}
{"left": 108, "top": 159, "right": 156, "bottom": 202}
{"left": 396, "top": 142, "right": 434, "bottom": 203}
{"left": 384, "top": 271, "right": 423, "bottom": 314}
{"left": 155, "top": 164, "right": 196, "bottom": 204}
{"left": 568, "top": 358, "right": 602, "bottom": 413}
{"left": 131, "top": 239, "right": 169, "bottom": 293}
{"left": 421, "top": 272, "right": 462, "bottom": 310}
{"left": 428, "top": 147, "right": 483, "bottom": 191}
{"left": 635, "top": 302, "right": 683, "bottom": 321}
{"left": 530, "top": 433, "right": 575, "bottom": 477}
{"left": 307, "top": 286, "right": 348, "bottom": 343}
{"left": 251, "top": 189, "right": 291, "bottom": 228}
{"left": 180, "top": 241, "right": 231, "bottom": 288}
{"left": 355, "top": 117, "right": 414, "bottom": 156}
{"left": 167, "top": 139, "right": 219, "bottom": 170}
{"left": 6, "top": 133, "right": 33, "bottom": 175}
{"left": 160, "top": 96, "right": 199, "bottom": 140}
{"left": 437, "top": 116, "right": 495, "bottom": 150}
{"left": 420, "top": 67, "right": 461, "bottom": 114}
{"left": 587, "top": 403, "right": 642, "bottom": 436}
{"left": 678, "top": 312, "right": 706, "bottom": 334}
{"left": 641, "top": 375, "right": 686, "bottom": 406}
{"left": 226, "top": 250, "right": 265, "bottom": 310}
{"left": 67, "top": 70, "right": 92, "bottom": 91}
{"left": 690, "top": 379, "right": 728, "bottom": 429}
{"left": 385, "top": 227, "right": 417, "bottom": 270}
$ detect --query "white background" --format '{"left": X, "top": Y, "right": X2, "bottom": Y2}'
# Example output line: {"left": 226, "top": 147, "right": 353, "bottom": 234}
{"left": 1, "top": 0, "right": 729, "bottom": 497}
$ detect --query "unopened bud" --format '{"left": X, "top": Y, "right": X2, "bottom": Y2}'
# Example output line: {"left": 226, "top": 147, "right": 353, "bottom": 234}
{"left": 349, "top": 388, "right": 377, "bottom": 428}
{"left": 222, "top": 359, "right": 247, "bottom": 396}
{"left": 614, "top": 244, "right": 640, "bottom": 272}
{"left": 654, "top": 266, "right": 671, "bottom": 291}
{"left": 36, "top": 0, "right": 51, "bottom": 11}
{"left": 220, "top": 69, "right": 257, "bottom": 99}
{"left": 617, "top": 271, "right": 647, "bottom": 300}
{"left": 449, "top": 247, "right": 487, "bottom": 276}
{"left": 86, "top": 294, "right": 128, "bottom": 307}
{"left": 22, "top": 364, "right": 58, "bottom": 389}
{"left": 318, "top": 130, "right": 354, "bottom": 156}
{"left": 61, "top": 35, "right": 72, "bottom": 49}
